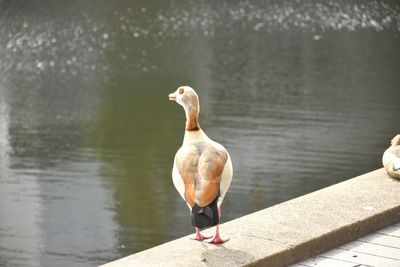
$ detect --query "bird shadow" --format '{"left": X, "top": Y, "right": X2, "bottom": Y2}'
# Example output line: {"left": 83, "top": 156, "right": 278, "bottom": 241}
{"left": 200, "top": 245, "right": 255, "bottom": 266}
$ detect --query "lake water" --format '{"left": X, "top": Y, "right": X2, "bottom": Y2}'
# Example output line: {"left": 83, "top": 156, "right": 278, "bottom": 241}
{"left": 0, "top": 1, "right": 399, "bottom": 266}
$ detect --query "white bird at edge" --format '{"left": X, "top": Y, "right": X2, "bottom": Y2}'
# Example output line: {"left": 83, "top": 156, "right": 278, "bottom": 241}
{"left": 168, "top": 86, "right": 233, "bottom": 244}
{"left": 382, "top": 134, "right": 400, "bottom": 179}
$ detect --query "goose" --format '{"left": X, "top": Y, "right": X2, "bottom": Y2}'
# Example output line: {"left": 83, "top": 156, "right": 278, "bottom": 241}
{"left": 382, "top": 134, "right": 400, "bottom": 179}
{"left": 168, "top": 86, "right": 233, "bottom": 244}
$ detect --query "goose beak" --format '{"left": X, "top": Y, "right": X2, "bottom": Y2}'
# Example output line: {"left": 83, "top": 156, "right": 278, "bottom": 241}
{"left": 169, "top": 93, "right": 176, "bottom": 101}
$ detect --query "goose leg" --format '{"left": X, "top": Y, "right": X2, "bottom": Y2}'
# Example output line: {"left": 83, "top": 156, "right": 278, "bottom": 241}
{"left": 191, "top": 227, "right": 211, "bottom": 241}
{"left": 206, "top": 208, "right": 229, "bottom": 244}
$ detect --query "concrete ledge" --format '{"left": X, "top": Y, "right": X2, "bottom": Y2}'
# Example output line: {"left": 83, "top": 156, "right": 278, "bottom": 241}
{"left": 101, "top": 168, "right": 400, "bottom": 267}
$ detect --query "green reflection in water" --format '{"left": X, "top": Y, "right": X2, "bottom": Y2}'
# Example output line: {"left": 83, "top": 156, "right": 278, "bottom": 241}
{"left": 85, "top": 15, "right": 198, "bottom": 252}
{"left": 97, "top": 80, "right": 173, "bottom": 253}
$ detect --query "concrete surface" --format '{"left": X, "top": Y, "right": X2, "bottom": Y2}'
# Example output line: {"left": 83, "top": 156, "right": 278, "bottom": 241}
{"left": 101, "top": 168, "right": 400, "bottom": 267}
{"left": 293, "top": 223, "right": 400, "bottom": 266}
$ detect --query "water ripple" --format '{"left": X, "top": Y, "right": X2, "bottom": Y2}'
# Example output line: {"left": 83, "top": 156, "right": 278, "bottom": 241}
{"left": 0, "top": 0, "right": 398, "bottom": 77}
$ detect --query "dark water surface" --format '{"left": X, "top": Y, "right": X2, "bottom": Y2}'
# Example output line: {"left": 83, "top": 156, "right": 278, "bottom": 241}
{"left": 0, "top": 1, "right": 399, "bottom": 266}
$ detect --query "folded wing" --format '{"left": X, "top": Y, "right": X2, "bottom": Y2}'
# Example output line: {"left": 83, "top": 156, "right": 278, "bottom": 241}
{"left": 175, "top": 142, "right": 228, "bottom": 208}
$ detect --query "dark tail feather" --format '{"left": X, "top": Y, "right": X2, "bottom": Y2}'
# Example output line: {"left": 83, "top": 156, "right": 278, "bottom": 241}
{"left": 191, "top": 197, "right": 219, "bottom": 229}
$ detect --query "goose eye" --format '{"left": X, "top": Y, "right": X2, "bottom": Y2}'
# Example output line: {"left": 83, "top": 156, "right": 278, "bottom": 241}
{"left": 179, "top": 88, "right": 184, "bottom": 94}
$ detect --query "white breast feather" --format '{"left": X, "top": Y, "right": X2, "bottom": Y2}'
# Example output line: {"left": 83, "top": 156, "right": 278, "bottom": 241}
{"left": 218, "top": 154, "right": 233, "bottom": 207}
{"left": 394, "top": 158, "right": 400, "bottom": 171}
{"left": 383, "top": 150, "right": 400, "bottom": 171}
{"left": 172, "top": 162, "right": 188, "bottom": 205}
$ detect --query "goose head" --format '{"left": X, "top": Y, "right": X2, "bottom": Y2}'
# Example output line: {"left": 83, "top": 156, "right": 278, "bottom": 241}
{"left": 169, "top": 86, "right": 201, "bottom": 131}
{"left": 169, "top": 86, "right": 200, "bottom": 111}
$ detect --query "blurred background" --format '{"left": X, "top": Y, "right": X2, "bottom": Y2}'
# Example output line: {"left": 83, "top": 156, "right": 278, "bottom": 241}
{"left": 0, "top": 0, "right": 399, "bottom": 266}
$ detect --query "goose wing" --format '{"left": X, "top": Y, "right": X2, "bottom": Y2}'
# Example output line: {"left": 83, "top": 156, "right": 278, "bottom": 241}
{"left": 174, "top": 142, "right": 228, "bottom": 208}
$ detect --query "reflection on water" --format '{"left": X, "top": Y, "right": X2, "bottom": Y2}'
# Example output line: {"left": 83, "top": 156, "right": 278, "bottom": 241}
{"left": 0, "top": 1, "right": 399, "bottom": 266}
